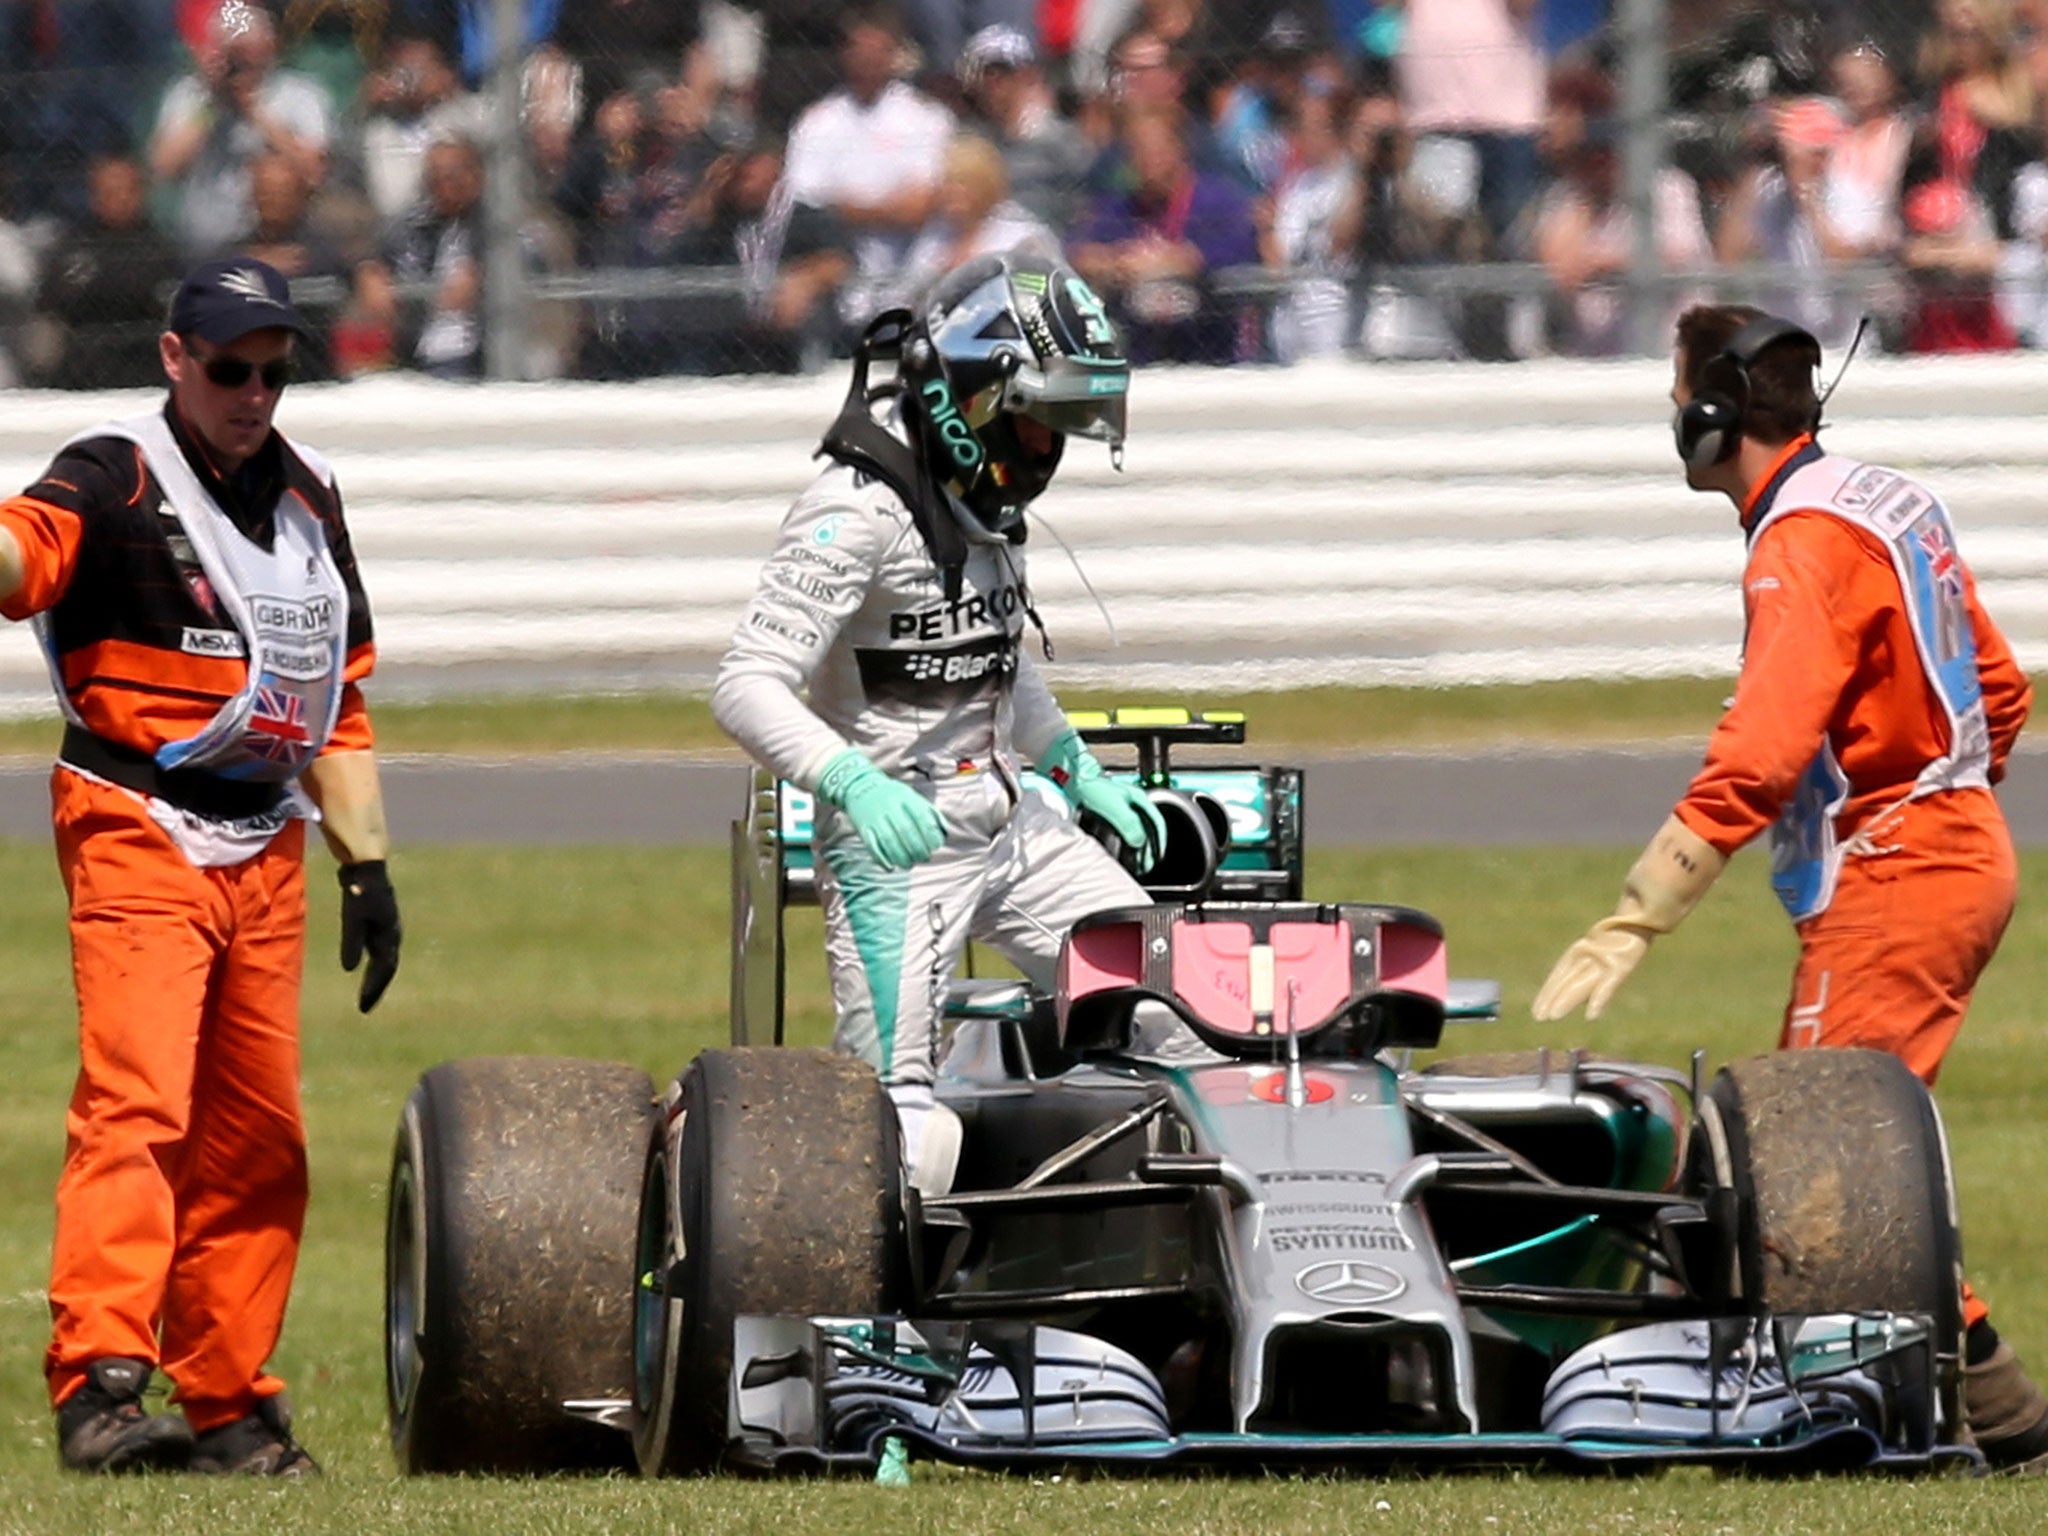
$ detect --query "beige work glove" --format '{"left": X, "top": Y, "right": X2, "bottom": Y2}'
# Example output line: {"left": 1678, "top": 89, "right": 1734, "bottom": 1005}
{"left": 1532, "top": 814, "right": 1727, "bottom": 1022}
{"left": 0, "top": 524, "right": 23, "bottom": 603}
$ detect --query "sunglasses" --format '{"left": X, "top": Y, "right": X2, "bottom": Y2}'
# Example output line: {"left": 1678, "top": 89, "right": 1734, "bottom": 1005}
{"left": 194, "top": 350, "right": 294, "bottom": 391}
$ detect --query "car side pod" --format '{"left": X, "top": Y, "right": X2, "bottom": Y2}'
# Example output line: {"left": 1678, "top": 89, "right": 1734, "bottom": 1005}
{"left": 1056, "top": 901, "right": 1449, "bottom": 1059}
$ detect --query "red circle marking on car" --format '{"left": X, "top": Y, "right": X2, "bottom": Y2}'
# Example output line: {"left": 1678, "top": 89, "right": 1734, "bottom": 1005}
{"left": 1251, "top": 1072, "right": 1335, "bottom": 1104}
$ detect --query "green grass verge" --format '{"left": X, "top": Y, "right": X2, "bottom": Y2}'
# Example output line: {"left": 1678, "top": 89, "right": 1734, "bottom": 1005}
{"left": 0, "top": 841, "right": 2044, "bottom": 1531}
{"left": 0, "top": 676, "right": 1760, "bottom": 760}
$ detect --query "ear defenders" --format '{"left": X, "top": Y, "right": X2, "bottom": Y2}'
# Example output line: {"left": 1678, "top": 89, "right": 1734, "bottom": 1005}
{"left": 1673, "top": 315, "right": 1821, "bottom": 472}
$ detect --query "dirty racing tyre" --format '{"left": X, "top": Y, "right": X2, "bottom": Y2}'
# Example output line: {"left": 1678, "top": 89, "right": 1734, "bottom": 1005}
{"left": 1692, "top": 1049, "right": 1963, "bottom": 1419}
{"left": 633, "top": 1048, "right": 902, "bottom": 1475}
{"left": 386, "top": 1056, "right": 656, "bottom": 1474}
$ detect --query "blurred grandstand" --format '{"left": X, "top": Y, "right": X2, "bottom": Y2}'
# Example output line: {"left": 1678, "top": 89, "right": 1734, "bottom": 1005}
{"left": 3, "top": 0, "right": 2040, "bottom": 383}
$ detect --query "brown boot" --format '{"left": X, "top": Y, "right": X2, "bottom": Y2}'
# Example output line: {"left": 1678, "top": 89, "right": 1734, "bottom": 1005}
{"left": 1966, "top": 1340, "right": 2048, "bottom": 1472}
{"left": 55, "top": 1358, "right": 195, "bottom": 1473}
{"left": 189, "top": 1393, "right": 319, "bottom": 1477}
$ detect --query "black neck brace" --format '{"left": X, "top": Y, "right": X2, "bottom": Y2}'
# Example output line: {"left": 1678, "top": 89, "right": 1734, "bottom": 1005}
{"left": 815, "top": 310, "right": 970, "bottom": 601}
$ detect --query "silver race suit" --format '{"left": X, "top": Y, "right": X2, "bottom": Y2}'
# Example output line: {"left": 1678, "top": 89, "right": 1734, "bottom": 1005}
{"left": 713, "top": 459, "right": 1150, "bottom": 1102}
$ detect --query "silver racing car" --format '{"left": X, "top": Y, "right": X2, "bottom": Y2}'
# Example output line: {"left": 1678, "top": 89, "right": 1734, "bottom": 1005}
{"left": 382, "top": 711, "right": 1973, "bottom": 1476}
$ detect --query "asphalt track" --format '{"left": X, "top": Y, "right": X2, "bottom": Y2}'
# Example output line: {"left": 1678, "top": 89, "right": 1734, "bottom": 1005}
{"left": 3, "top": 746, "right": 2047, "bottom": 846}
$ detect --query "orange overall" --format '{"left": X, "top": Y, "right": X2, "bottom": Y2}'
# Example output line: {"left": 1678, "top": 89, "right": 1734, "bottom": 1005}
{"left": 48, "top": 776, "right": 312, "bottom": 1428}
{"left": 0, "top": 412, "right": 376, "bottom": 1429}
{"left": 1672, "top": 437, "right": 2031, "bottom": 1083}
{"left": 1671, "top": 438, "right": 2031, "bottom": 1329}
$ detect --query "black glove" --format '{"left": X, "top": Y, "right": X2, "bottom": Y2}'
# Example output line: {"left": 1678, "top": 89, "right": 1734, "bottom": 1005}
{"left": 339, "top": 860, "right": 402, "bottom": 1013}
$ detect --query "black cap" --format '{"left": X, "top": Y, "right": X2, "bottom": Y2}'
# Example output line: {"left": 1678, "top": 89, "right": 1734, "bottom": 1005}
{"left": 167, "top": 256, "right": 311, "bottom": 345}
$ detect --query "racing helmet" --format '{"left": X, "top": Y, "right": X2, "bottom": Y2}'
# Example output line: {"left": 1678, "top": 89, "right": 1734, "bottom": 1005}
{"left": 902, "top": 250, "right": 1129, "bottom": 536}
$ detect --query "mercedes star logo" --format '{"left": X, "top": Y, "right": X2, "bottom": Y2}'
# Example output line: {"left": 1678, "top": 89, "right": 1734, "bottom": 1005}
{"left": 1296, "top": 1260, "right": 1406, "bottom": 1308}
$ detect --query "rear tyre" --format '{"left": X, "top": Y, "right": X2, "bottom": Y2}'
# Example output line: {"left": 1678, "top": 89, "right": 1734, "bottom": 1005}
{"left": 1692, "top": 1049, "right": 1963, "bottom": 1426}
{"left": 633, "top": 1048, "right": 903, "bottom": 1475}
{"left": 386, "top": 1056, "right": 655, "bottom": 1473}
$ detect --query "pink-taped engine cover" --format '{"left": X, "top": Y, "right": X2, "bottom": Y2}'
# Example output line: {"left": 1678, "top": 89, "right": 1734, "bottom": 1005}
{"left": 1170, "top": 922, "right": 1254, "bottom": 1033}
{"left": 1062, "top": 914, "right": 1444, "bottom": 1035}
{"left": 1061, "top": 919, "right": 1145, "bottom": 998}
{"left": 1378, "top": 920, "right": 1447, "bottom": 1002}
{"left": 1168, "top": 919, "right": 1355, "bottom": 1036}
{"left": 1269, "top": 921, "right": 1356, "bottom": 1026}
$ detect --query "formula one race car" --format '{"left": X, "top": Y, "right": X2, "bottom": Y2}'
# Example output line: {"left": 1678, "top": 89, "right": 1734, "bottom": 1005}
{"left": 382, "top": 711, "right": 1972, "bottom": 1477}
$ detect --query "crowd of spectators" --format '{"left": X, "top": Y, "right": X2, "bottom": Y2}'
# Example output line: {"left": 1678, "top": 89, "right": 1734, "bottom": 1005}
{"left": 5, "top": 0, "right": 2048, "bottom": 384}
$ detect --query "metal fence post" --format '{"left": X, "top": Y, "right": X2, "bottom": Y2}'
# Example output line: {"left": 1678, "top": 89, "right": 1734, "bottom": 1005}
{"left": 1618, "top": 0, "right": 1670, "bottom": 357}
{"left": 483, "top": 0, "right": 531, "bottom": 380}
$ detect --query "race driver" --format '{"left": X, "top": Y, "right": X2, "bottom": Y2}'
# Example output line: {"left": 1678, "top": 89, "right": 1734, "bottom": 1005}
{"left": 0, "top": 257, "right": 400, "bottom": 1474}
{"left": 1533, "top": 303, "right": 2042, "bottom": 1468}
{"left": 714, "top": 250, "right": 1164, "bottom": 1197}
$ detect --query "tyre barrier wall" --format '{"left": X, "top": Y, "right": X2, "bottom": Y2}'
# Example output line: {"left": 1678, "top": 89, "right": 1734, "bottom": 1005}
{"left": 1, "top": 354, "right": 2044, "bottom": 714}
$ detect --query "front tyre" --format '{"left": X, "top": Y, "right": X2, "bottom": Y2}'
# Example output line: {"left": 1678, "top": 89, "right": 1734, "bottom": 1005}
{"left": 385, "top": 1056, "right": 655, "bottom": 1473}
{"left": 1691, "top": 1048, "right": 1964, "bottom": 1431}
{"left": 633, "top": 1048, "right": 903, "bottom": 1474}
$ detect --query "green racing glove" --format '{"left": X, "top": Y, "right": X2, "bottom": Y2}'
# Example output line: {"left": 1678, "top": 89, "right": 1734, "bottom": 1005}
{"left": 1038, "top": 727, "right": 1167, "bottom": 874}
{"left": 815, "top": 748, "right": 948, "bottom": 871}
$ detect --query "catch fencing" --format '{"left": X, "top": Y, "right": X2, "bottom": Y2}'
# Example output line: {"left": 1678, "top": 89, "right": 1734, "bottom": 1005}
{"left": 0, "top": 349, "right": 2043, "bottom": 717}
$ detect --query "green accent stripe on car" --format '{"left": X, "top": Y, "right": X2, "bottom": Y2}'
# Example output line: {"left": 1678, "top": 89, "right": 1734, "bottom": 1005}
{"left": 824, "top": 838, "right": 912, "bottom": 1071}
{"left": 1448, "top": 1215, "right": 1600, "bottom": 1275}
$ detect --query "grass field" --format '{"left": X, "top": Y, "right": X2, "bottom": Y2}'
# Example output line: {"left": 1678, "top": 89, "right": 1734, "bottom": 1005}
{"left": 1, "top": 838, "right": 2046, "bottom": 1532}
{"left": 0, "top": 676, "right": 1760, "bottom": 759}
